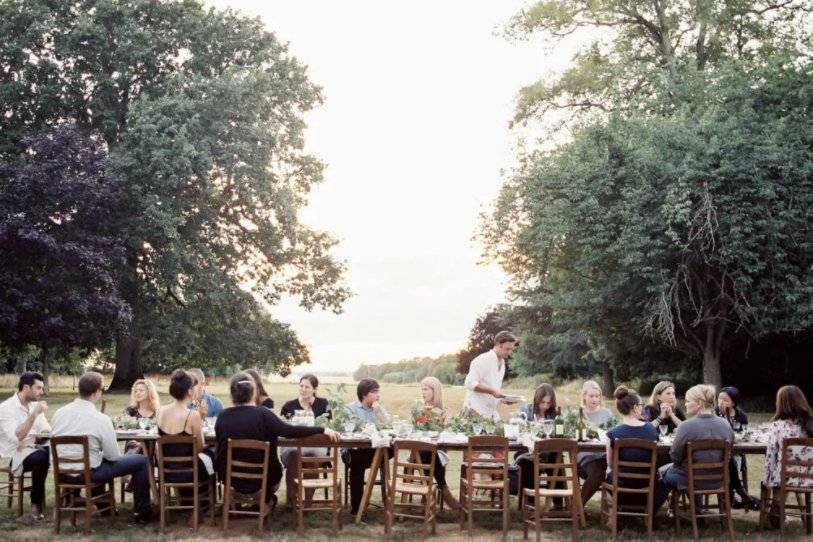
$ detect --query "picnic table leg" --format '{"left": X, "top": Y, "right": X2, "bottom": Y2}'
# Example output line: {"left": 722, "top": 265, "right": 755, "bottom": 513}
{"left": 355, "top": 448, "right": 383, "bottom": 524}
{"left": 142, "top": 440, "right": 159, "bottom": 500}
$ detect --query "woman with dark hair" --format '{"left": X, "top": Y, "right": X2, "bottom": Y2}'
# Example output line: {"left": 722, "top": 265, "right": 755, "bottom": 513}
{"left": 214, "top": 373, "right": 339, "bottom": 507}
{"left": 715, "top": 386, "right": 758, "bottom": 509}
{"left": 244, "top": 369, "right": 273, "bottom": 410}
{"left": 641, "top": 380, "right": 685, "bottom": 434}
{"left": 521, "top": 383, "right": 560, "bottom": 421}
{"left": 763, "top": 386, "right": 813, "bottom": 490}
{"left": 156, "top": 369, "right": 215, "bottom": 524}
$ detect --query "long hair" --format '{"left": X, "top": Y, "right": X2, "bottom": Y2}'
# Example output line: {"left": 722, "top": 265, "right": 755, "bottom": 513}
{"left": 581, "top": 380, "right": 603, "bottom": 407}
{"left": 773, "top": 385, "right": 813, "bottom": 436}
{"left": 533, "top": 383, "right": 558, "bottom": 418}
{"left": 420, "top": 376, "right": 444, "bottom": 410}
{"left": 244, "top": 369, "right": 269, "bottom": 404}
{"left": 130, "top": 379, "right": 161, "bottom": 413}
{"left": 648, "top": 380, "right": 676, "bottom": 408}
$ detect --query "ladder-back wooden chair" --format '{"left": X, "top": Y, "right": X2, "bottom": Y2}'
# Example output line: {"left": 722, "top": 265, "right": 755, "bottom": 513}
{"left": 521, "top": 439, "right": 583, "bottom": 542}
{"left": 155, "top": 434, "right": 216, "bottom": 532}
{"left": 385, "top": 439, "right": 437, "bottom": 536}
{"left": 600, "top": 438, "right": 658, "bottom": 539}
{"left": 291, "top": 433, "right": 342, "bottom": 533}
{"left": 670, "top": 439, "right": 734, "bottom": 541}
{"left": 459, "top": 435, "right": 510, "bottom": 538}
{"left": 51, "top": 435, "right": 116, "bottom": 534}
{"left": 759, "top": 436, "right": 813, "bottom": 539}
{"left": 0, "top": 461, "right": 31, "bottom": 516}
{"left": 222, "top": 438, "right": 271, "bottom": 533}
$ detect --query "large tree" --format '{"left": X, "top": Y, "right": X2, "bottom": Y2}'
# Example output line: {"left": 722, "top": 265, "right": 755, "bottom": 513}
{"left": 1, "top": 1, "right": 349, "bottom": 388}
{"left": 0, "top": 126, "right": 130, "bottom": 382}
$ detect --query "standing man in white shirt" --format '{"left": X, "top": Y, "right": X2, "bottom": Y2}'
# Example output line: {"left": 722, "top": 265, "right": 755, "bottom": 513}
{"left": 463, "top": 331, "right": 518, "bottom": 421}
{"left": 0, "top": 372, "right": 51, "bottom": 519}
{"left": 51, "top": 372, "right": 154, "bottom": 523}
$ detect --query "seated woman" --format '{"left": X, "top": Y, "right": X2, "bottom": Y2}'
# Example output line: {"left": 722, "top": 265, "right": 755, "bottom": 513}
{"left": 605, "top": 386, "right": 658, "bottom": 505}
{"left": 156, "top": 369, "right": 215, "bottom": 522}
{"left": 641, "top": 380, "right": 685, "bottom": 435}
{"left": 342, "top": 378, "right": 391, "bottom": 515}
{"left": 762, "top": 385, "right": 813, "bottom": 526}
{"left": 417, "top": 376, "right": 458, "bottom": 509}
{"left": 279, "top": 374, "right": 331, "bottom": 507}
{"left": 516, "top": 384, "right": 562, "bottom": 500}
{"left": 715, "top": 386, "right": 758, "bottom": 509}
{"left": 245, "top": 369, "right": 274, "bottom": 410}
{"left": 578, "top": 380, "right": 615, "bottom": 504}
{"left": 652, "top": 384, "right": 734, "bottom": 511}
{"left": 124, "top": 379, "right": 161, "bottom": 454}
{"left": 215, "top": 373, "right": 339, "bottom": 507}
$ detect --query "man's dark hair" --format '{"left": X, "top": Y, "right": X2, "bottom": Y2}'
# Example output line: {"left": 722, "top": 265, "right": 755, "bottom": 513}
{"left": 78, "top": 372, "right": 104, "bottom": 398}
{"left": 18, "top": 372, "right": 45, "bottom": 392}
{"left": 230, "top": 372, "right": 256, "bottom": 405}
{"left": 169, "top": 369, "right": 195, "bottom": 401}
{"left": 356, "top": 378, "right": 380, "bottom": 402}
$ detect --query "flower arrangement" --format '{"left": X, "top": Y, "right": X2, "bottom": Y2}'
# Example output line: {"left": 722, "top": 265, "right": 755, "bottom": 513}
{"left": 412, "top": 400, "right": 444, "bottom": 431}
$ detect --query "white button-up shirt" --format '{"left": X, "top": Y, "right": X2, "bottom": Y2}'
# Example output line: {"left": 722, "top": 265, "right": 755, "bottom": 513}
{"left": 51, "top": 398, "right": 121, "bottom": 470}
{"left": 463, "top": 349, "right": 505, "bottom": 421}
{"left": 0, "top": 393, "right": 51, "bottom": 474}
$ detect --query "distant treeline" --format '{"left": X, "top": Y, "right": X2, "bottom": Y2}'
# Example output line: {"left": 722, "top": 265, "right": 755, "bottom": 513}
{"left": 353, "top": 354, "right": 464, "bottom": 385}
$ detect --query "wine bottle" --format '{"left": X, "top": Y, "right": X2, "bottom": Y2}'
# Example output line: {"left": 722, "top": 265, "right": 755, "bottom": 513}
{"left": 577, "top": 406, "right": 585, "bottom": 442}
{"left": 554, "top": 413, "right": 564, "bottom": 438}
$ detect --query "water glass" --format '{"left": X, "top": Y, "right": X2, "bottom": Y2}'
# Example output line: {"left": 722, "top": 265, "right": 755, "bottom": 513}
{"left": 472, "top": 422, "right": 483, "bottom": 436}
{"left": 343, "top": 420, "right": 356, "bottom": 435}
{"left": 138, "top": 418, "right": 147, "bottom": 430}
{"left": 542, "top": 420, "right": 554, "bottom": 438}
{"left": 659, "top": 424, "right": 669, "bottom": 438}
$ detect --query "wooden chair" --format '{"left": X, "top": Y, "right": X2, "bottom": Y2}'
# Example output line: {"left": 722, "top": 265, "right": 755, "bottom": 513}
{"left": 291, "top": 434, "right": 342, "bottom": 533}
{"left": 385, "top": 440, "right": 437, "bottom": 535}
{"left": 222, "top": 438, "right": 271, "bottom": 533}
{"left": 521, "top": 439, "right": 583, "bottom": 542}
{"left": 459, "top": 435, "right": 510, "bottom": 538}
{"left": 0, "top": 460, "right": 31, "bottom": 516}
{"left": 155, "top": 434, "right": 216, "bottom": 532}
{"left": 343, "top": 450, "right": 387, "bottom": 509}
{"left": 670, "top": 439, "right": 734, "bottom": 541}
{"left": 759, "top": 436, "right": 813, "bottom": 539}
{"left": 51, "top": 435, "right": 117, "bottom": 534}
{"left": 600, "top": 438, "right": 658, "bottom": 539}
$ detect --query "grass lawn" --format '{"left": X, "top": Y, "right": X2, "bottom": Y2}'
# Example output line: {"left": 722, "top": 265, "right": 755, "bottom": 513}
{"left": 0, "top": 377, "right": 802, "bottom": 540}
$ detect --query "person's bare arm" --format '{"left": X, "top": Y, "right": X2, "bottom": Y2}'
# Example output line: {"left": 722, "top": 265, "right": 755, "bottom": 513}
{"left": 15, "top": 402, "right": 47, "bottom": 441}
{"left": 472, "top": 384, "right": 504, "bottom": 398}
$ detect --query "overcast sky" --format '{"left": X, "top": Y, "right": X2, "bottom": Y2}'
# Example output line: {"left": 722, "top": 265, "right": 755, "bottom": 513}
{"left": 206, "top": 1, "right": 576, "bottom": 372}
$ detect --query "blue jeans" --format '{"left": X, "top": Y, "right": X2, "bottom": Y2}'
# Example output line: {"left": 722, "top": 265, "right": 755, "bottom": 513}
{"left": 91, "top": 455, "right": 150, "bottom": 513}
{"left": 653, "top": 463, "right": 686, "bottom": 511}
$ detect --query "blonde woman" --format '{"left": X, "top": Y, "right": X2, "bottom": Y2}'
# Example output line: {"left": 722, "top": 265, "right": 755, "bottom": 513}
{"left": 642, "top": 380, "right": 685, "bottom": 434}
{"left": 125, "top": 379, "right": 160, "bottom": 419}
{"left": 577, "top": 380, "right": 614, "bottom": 504}
{"left": 652, "top": 384, "right": 734, "bottom": 511}
{"left": 418, "top": 376, "right": 458, "bottom": 509}
{"left": 581, "top": 380, "right": 613, "bottom": 426}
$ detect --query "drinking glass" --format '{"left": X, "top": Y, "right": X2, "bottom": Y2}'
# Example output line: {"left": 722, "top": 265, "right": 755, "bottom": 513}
{"left": 403, "top": 424, "right": 413, "bottom": 437}
{"left": 472, "top": 422, "right": 483, "bottom": 436}
{"left": 138, "top": 418, "right": 147, "bottom": 431}
{"left": 543, "top": 420, "right": 554, "bottom": 439}
{"left": 659, "top": 424, "right": 669, "bottom": 438}
{"left": 343, "top": 420, "right": 356, "bottom": 435}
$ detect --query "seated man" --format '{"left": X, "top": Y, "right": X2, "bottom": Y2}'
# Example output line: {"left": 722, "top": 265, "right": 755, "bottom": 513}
{"left": 214, "top": 372, "right": 339, "bottom": 505}
{"left": 0, "top": 371, "right": 52, "bottom": 520}
{"left": 51, "top": 372, "right": 153, "bottom": 523}
{"left": 343, "top": 378, "right": 391, "bottom": 515}
{"left": 188, "top": 368, "right": 224, "bottom": 418}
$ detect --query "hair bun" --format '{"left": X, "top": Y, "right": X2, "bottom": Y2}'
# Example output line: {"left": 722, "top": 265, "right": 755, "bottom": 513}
{"left": 613, "top": 385, "right": 629, "bottom": 400}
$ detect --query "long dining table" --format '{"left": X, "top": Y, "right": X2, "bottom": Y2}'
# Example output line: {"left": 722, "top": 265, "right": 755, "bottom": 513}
{"left": 35, "top": 431, "right": 768, "bottom": 524}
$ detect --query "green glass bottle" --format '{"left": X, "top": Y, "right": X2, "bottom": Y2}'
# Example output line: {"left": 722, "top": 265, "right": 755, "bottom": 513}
{"left": 554, "top": 413, "right": 564, "bottom": 438}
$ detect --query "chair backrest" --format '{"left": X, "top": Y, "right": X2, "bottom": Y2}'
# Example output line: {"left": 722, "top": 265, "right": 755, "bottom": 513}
{"left": 780, "top": 437, "right": 813, "bottom": 490}
{"left": 156, "top": 434, "right": 199, "bottom": 486}
{"left": 392, "top": 439, "right": 437, "bottom": 488}
{"left": 226, "top": 438, "right": 270, "bottom": 497}
{"left": 293, "top": 433, "right": 339, "bottom": 484}
{"left": 686, "top": 439, "right": 729, "bottom": 492}
{"left": 608, "top": 438, "right": 658, "bottom": 492}
{"left": 51, "top": 435, "right": 92, "bottom": 486}
{"left": 464, "top": 435, "right": 509, "bottom": 480}
{"left": 531, "top": 438, "right": 579, "bottom": 491}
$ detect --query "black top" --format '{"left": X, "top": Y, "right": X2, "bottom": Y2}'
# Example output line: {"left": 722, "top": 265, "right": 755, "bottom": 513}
{"left": 157, "top": 412, "right": 199, "bottom": 482}
{"left": 641, "top": 404, "right": 686, "bottom": 433}
{"left": 125, "top": 406, "right": 156, "bottom": 419}
{"left": 280, "top": 397, "right": 330, "bottom": 419}
{"left": 214, "top": 405, "right": 324, "bottom": 492}
{"left": 714, "top": 406, "right": 749, "bottom": 430}
{"left": 260, "top": 398, "right": 274, "bottom": 410}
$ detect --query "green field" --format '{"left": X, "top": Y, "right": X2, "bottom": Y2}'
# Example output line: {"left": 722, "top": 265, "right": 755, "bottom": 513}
{"left": 0, "top": 377, "right": 800, "bottom": 540}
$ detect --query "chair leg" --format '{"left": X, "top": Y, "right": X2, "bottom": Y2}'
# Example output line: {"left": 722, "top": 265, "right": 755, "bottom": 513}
{"left": 805, "top": 492, "right": 812, "bottom": 535}
{"left": 610, "top": 489, "right": 618, "bottom": 540}
{"left": 84, "top": 499, "right": 92, "bottom": 535}
{"left": 503, "top": 489, "right": 509, "bottom": 539}
{"left": 689, "top": 491, "right": 699, "bottom": 541}
{"left": 16, "top": 473, "right": 23, "bottom": 516}
{"left": 221, "top": 490, "right": 229, "bottom": 533}
{"left": 109, "top": 481, "right": 116, "bottom": 525}
{"left": 673, "top": 492, "right": 681, "bottom": 534}
{"left": 6, "top": 471, "right": 12, "bottom": 509}
{"left": 54, "top": 488, "right": 61, "bottom": 534}
{"left": 779, "top": 488, "right": 786, "bottom": 541}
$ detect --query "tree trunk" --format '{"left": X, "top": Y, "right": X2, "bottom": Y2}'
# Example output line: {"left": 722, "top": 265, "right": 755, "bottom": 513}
{"left": 14, "top": 356, "right": 26, "bottom": 374}
{"left": 602, "top": 361, "right": 615, "bottom": 397}
{"left": 110, "top": 327, "right": 143, "bottom": 390}
{"left": 702, "top": 323, "right": 723, "bottom": 387}
{"left": 41, "top": 348, "right": 50, "bottom": 394}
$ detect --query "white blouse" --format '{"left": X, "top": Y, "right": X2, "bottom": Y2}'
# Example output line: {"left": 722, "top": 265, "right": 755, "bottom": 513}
{"left": 763, "top": 419, "right": 813, "bottom": 488}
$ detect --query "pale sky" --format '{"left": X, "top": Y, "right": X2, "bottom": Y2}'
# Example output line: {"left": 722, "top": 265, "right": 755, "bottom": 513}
{"left": 207, "top": 1, "right": 577, "bottom": 372}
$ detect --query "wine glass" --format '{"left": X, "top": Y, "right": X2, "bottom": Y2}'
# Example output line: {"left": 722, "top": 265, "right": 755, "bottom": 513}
{"left": 471, "top": 422, "right": 483, "bottom": 436}
{"left": 137, "top": 417, "right": 147, "bottom": 431}
{"left": 343, "top": 420, "right": 356, "bottom": 435}
{"left": 659, "top": 424, "right": 669, "bottom": 439}
{"left": 543, "top": 420, "right": 554, "bottom": 439}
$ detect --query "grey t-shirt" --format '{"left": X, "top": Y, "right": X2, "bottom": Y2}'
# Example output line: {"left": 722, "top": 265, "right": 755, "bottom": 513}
{"left": 585, "top": 407, "right": 614, "bottom": 427}
{"left": 669, "top": 413, "right": 734, "bottom": 483}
